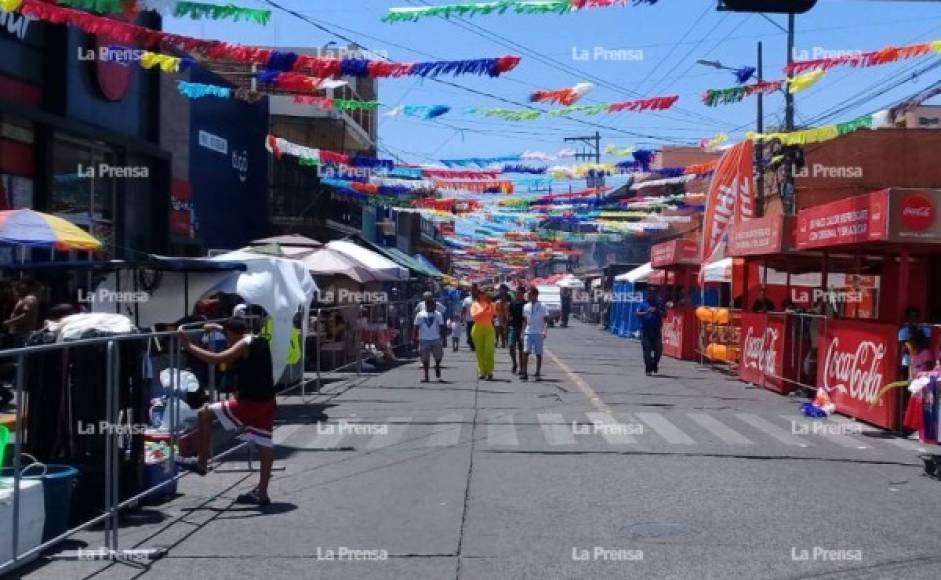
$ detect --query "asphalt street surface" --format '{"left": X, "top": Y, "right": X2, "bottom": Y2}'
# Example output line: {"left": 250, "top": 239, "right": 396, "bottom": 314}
{"left": 15, "top": 321, "right": 941, "bottom": 580}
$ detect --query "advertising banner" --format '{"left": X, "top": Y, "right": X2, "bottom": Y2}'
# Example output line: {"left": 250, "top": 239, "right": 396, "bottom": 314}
{"left": 650, "top": 239, "right": 700, "bottom": 268}
{"left": 795, "top": 189, "right": 889, "bottom": 250}
{"left": 727, "top": 214, "right": 793, "bottom": 257}
{"left": 817, "top": 319, "right": 899, "bottom": 430}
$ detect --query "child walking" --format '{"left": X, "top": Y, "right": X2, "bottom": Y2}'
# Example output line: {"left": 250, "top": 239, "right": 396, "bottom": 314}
{"left": 448, "top": 315, "right": 464, "bottom": 352}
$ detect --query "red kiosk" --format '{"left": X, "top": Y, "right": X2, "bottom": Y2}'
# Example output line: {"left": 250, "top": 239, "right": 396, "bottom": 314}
{"left": 729, "top": 188, "right": 941, "bottom": 430}
{"left": 650, "top": 238, "right": 700, "bottom": 361}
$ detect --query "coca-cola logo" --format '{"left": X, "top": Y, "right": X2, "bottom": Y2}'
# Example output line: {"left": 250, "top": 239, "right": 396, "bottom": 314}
{"left": 662, "top": 316, "right": 681, "bottom": 347}
{"left": 900, "top": 194, "right": 935, "bottom": 231}
{"left": 823, "top": 338, "right": 886, "bottom": 404}
{"left": 94, "top": 14, "right": 133, "bottom": 102}
{"left": 743, "top": 326, "right": 779, "bottom": 375}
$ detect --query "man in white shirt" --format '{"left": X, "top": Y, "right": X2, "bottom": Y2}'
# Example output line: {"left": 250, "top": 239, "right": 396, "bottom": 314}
{"left": 414, "top": 291, "right": 447, "bottom": 317}
{"left": 521, "top": 287, "right": 549, "bottom": 381}
{"left": 413, "top": 294, "right": 447, "bottom": 382}
{"left": 461, "top": 284, "right": 477, "bottom": 351}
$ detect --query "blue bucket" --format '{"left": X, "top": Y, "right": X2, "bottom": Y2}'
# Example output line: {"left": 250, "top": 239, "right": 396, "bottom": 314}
{"left": 2, "top": 464, "right": 79, "bottom": 541}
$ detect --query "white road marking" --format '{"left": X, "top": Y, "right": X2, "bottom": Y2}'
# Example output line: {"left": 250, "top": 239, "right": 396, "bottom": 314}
{"left": 687, "top": 413, "right": 754, "bottom": 445}
{"left": 365, "top": 417, "right": 412, "bottom": 450}
{"left": 538, "top": 413, "right": 576, "bottom": 446}
{"left": 487, "top": 413, "right": 519, "bottom": 447}
{"left": 634, "top": 412, "right": 695, "bottom": 445}
{"left": 585, "top": 412, "right": 637, "bottom": 444}
{"left": 737, "top": 414, "right": 811, "bottom": 447}
{"left": 427, "top": 413, "right": 463, "bottom": 447}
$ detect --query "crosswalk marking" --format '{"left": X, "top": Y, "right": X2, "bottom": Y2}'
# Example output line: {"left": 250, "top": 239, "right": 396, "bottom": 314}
{"left": 785, "top": 416, "right": 870, "bottom": 449}
{"left": 296, "top": 424, "right": 348, "bottom": 449}
{"left": 427, "top": 413, "right": 463, "bottom": 447}
{"left": 736, "top": 414, "right": 810, "bottom": 447}
{"left": 365, "top": 417, "right": 412, "bottom": 450}
{"left": 688, "top": 413, "right": 754, "bottom": 445}
{"left": 538, "top": 413, "right": 576, "bottom": 446}
{"left": 634, "top": 412, "right": 695, "bottom": 445}
{"left": 487, "top": 413, "right": 519, "bottom": 446}
{"left": 585, "top": 412, "right": 637, "bottom": 444}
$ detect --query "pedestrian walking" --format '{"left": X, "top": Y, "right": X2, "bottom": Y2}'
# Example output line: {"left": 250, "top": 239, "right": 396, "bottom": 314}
{"left": 495, "top": 284, "right": 510, "bottom": 348}
{"left": 470, "top": 288, "right": 496, "bottom": 380}
{"left": 507, "top": 285, "right": 526, "bottom": 375}
{"left": 447, "top": 315, "right": 464, "bottom": 352}
{"left": 413, "top": 294, "right": 447, "bottom": 382}
{"left": 462, "top": 285, "right": 476, "bottom": 351}
{"left": 177, "top": 318, "right": 277, "bottom": 506}
{"left": 520, "top": 287, "right": 549, "bottom": 381}
{"left": 637, "top": 289, "right": 666, "bottom": 376}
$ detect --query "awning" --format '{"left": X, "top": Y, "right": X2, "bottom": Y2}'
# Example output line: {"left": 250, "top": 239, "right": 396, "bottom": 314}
{"left": 325, "top": 240, "right": 409, "bottom": 281}
{"left": 349, "top": 237, "right": 440, "bottom": 278}
{"left": 302, "top": 248, "right": 392, "bottom": 283}
{"left": 702, "top": 257, "right": 733, "bottom": 284}
{"left": 413, "top": 254, "right": 445, "bottom": 277}
{"left": 616, "top": 262, "right": 652, "bottom": 283}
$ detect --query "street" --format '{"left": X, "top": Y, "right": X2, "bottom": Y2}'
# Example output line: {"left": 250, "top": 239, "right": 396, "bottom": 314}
{"left": 17, "top": 321, "right": 941, "bottom": 580}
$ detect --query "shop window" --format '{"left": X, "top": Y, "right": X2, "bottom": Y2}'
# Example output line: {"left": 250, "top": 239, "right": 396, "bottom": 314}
{"left": 51, "top": 134, "right": 116, "bottom": 259}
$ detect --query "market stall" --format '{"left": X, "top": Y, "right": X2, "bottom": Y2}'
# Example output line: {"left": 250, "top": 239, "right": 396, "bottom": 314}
{"left": 649, "top": 239, "right": 701, "bottom": 360}
{"left": 611, "top": 263, "right": 652, "bottom": 338}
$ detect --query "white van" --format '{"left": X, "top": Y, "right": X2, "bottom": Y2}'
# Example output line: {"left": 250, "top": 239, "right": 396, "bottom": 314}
{"left": 536, "top": 285, "right": 562, "bottom": 326}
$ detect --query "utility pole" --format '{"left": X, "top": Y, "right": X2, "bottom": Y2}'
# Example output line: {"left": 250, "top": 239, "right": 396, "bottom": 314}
{"left": 564, "top": 132, "right": 603, "bottom": 189}
{"left": 756, "top": 41, "right": 765, "bottom": 218}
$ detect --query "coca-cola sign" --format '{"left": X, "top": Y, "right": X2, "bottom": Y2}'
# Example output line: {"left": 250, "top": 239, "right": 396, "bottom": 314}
{"left": 816, "top": 320, "right": 899, "bottom": 429}
{"left": 900, "top": 194, "right": 934, "bottom": 230}
{"left": 661, "top": 310, "right": 684, "bottom": 359}
{"left": 743, "top": 326, "right": 779, "bottom": 376}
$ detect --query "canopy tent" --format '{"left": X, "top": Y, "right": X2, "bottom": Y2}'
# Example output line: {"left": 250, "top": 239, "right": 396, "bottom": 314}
{"left": 302, "top": 247, "right": 390, "bottom": 283}
{"left": 249, "top": 234, "right": 322, "bottom": 249}
{"left": 702, "top": 258, "right": 733, "bottom": 284}
{"left": 413, "top": 254, "right": 445, "bottom": 278}
{"left": 616, "top": 262, "right": 652, "bottom": 283}
{"left": 326, "top": 240, "right": 409, "bottom": 281}
{"left": 93, "top": 253, "right": 316, "bottom": 383}
{"left": 556, "top": 275, "right": 583, "bottom": 289}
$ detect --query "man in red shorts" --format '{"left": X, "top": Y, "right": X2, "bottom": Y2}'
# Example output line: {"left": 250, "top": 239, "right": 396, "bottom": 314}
{"left": 177, "top": 318, "right": 276, "bottom": 506}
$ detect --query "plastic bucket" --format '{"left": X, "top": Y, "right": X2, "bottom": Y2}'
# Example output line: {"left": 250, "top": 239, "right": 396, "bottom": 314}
{"left": 1, "top": 464, "right": 79, "bottom": 541}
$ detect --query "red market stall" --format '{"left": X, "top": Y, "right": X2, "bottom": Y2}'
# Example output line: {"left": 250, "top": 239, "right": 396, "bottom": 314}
{"left": 650, "top": 238, "right": 700, "bottom": 360}
{"left": 729, "top": 189, "right": 941, "bottom": 430}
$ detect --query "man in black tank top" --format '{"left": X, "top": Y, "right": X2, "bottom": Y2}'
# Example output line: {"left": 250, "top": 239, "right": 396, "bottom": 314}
{"left": 178, "top": 317, "right": 277, "bottom": 506}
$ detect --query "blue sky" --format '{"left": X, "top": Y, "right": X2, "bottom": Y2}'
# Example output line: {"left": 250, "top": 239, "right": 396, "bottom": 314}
{"left": 165, "top": 0, "right": 941, "bottom": 168}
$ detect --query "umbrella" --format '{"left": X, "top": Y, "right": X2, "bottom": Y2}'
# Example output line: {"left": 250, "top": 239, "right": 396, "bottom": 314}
{"left": 0, "top": 209, "right": 102, "bottom": 251}
{"left": 326, "top": 240, "right": 409, "bottom": 281}
{"left": 302, "top": 248, "right": 390, "bottom": 284}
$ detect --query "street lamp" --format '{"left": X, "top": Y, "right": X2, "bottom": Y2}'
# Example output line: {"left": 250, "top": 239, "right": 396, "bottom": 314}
{"left": 697, "top": 46, "right": 766, "bottom": 217}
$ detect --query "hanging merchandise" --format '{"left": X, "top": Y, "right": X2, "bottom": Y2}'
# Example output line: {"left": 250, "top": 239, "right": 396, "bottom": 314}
{"left": 746, "top": 112, "right": 883, "bottom": 146}
{"left": 785, "top": 40, "right": 941, "bottom": 76}
{"left": 173, "top": 2, "right": 272, "bottom": 24}
{"left": 529, "top": 82, "right": 593, "bottom": 106}
{"left": 177, "top": 81, "right": 231, "bottom": 99}
{"left": 382, "top": 0, "right": 658, "bottom": 23}
{"left": 702, "top": 81, "right": 782, "bottom": 107}
{"left": 788, "top": 69, "right": 825, "bottom": 93}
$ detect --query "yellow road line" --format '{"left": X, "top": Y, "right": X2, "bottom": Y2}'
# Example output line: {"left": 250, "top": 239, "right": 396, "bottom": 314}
{"left": 545, "top": 348, "right": 613, "bottom": 415}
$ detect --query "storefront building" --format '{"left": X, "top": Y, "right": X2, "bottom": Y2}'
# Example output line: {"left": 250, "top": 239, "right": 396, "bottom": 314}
{"left": 0, "top": 9, "right": 169, "bottom": 261}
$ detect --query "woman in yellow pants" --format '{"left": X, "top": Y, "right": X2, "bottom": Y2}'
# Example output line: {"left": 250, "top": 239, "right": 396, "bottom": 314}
{"left": 470, "top": 289, "right": 496, "bottom": 380}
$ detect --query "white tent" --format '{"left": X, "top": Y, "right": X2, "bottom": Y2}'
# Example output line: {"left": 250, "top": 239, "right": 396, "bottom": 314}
{"left": 702, "top": 257, "right": 733, "bottom": 284}
{"left": 616, "top": 262, "right": 652, "bottom": 283}
{"left": 556, "top": 275, "right": 583, "bottom": 289}
{"left": 302, "top": 247, "right": 386, "bottom": 283}
{"left": 325, "top": 240, "right": 409, "bottom": 281}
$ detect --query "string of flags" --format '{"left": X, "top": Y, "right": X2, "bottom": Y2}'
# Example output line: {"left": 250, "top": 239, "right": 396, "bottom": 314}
{"left": 382, "top": 0, "right": 658, "bottom": 23}
{"left": 702, "top": 70, "right": 826, "bottom": 106}
{"left": 529, "top": 83, "right": 593, "bottom": 105}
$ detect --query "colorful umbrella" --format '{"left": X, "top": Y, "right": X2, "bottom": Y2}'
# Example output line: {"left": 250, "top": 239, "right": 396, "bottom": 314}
{"left": 0, "top": 209, "right": 102, "bottom": 251}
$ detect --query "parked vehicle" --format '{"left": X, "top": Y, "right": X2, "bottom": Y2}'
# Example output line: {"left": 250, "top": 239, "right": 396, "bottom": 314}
{"left": 537, "top": 285, "right": 562, "bottom": 326}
